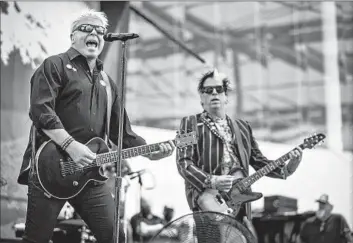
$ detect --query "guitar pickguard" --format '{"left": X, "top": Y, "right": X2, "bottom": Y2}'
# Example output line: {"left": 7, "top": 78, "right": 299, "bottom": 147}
{"left": 198, "top": 177, "right": 263, "bottom": 218}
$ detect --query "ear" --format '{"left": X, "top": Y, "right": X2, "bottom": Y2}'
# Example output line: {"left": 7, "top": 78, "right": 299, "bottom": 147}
{"left": 70, "top": 33, "right": 75, "bottom": 44}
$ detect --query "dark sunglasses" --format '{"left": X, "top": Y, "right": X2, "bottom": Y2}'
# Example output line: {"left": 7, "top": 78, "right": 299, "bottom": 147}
{"left": 201, "top": 85, "right": 226, "bottom": 94}
{"left": 73, "top": 24, "right": 106, "bottom": 35}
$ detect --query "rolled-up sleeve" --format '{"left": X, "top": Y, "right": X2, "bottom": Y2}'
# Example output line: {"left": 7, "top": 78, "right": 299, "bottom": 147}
{"left": 176, "top": 116, "right": 209, "bottom": 192}
{"left": 29, "top": 57, "right": 64, "bottom": 130}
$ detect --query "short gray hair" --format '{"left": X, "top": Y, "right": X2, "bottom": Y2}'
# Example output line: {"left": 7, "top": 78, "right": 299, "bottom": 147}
{"left": 70, "top": 9, "right": 109, "bottom": 33}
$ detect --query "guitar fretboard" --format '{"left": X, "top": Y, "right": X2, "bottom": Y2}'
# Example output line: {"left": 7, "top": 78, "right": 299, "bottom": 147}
{"left": 61, "top": 131, "right": 197, "bottom": 177}
{"left": 239, "top": 144, "right": 304, "bottom": 189}
{"left": 95, "top": 142, "right": 167, "bottom": 166}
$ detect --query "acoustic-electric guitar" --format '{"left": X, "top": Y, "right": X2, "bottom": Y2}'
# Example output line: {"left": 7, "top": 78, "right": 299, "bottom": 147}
{"left": 35, "top": 132, "right": 197, "bottom": 199}
{"left": 197, "top": 133, "right": 326, "bottom": 217}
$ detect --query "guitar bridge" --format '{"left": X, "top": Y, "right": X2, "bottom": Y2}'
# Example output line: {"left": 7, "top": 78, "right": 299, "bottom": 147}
{"left": 60, "top": 161, "right": 67, "bottom": 177}
{"left": 60, "top": 162, "right": 66, "bottom": 177}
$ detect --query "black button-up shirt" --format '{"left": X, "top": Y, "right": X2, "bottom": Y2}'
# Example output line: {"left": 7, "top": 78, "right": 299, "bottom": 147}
{"left": 29, "top": 47, "right": 146, "bottom": 148}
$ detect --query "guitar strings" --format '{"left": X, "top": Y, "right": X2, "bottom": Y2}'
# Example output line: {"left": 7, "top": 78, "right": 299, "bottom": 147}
{"left": 60, "top": 150, "right": 131, "bottom": 175}
{"left": 60, "top": 156, "right": 132, "bottom": 175}
{"left": 60, "top": 143, "right": 165, "bottom": 175}
{"left": 59, "top": 136, "right": 193, "bottom": 175}
{"left": 61, "top": 161, "right": 100, "bottom": 175}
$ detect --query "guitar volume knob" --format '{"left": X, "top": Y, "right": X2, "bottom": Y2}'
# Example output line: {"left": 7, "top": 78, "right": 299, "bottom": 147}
{"left": 73, "top": 181, "right": 78, "bottom": 186}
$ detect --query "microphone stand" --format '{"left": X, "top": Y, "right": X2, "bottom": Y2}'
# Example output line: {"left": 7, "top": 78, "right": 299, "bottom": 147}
{"left": 103, "top": 32, "right": 139, "bottom": 243}
{"left": 113, "top": 40, "right": 128, "bottom": 243}
{"left": 137, "top": 174, "right": 144, "bottom": 243}
{"left": 137, "top": 174, "right": 143, "bottom": 213}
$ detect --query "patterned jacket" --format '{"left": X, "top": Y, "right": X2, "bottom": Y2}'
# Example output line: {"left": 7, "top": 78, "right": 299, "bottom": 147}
{"left": 176, "top": 112, "right": 288, "bottom": 220}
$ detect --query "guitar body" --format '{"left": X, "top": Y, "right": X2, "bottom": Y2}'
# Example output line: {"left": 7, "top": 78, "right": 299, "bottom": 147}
{"left": 197, "top": 133, "right": 327, "bottom": 217}
{"left": 197, "top": 167, "right": 263, "bottom": 217}
{"left": 34, "top": 131, "right": 198, "bottom": 200}
{"left": 197, "top": 185, "right": 263, "bottom": 217}
{"left": 36, "top": 137, "right": 109, "bottom": 200}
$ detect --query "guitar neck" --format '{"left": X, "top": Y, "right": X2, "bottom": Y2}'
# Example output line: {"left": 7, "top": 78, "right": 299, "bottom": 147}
{"left": 239, "top": 144, "right": 305, "bottom": 189}
{"left": 95, "top": 140, "right": 175, "bottom": 166}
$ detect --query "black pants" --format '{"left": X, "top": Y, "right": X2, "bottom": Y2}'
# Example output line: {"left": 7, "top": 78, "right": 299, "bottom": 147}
{"left": 21, "top": 173, "right": 125, "bottom": 243}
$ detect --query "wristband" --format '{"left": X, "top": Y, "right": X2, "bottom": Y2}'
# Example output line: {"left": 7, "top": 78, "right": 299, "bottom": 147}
{"left": 61, "top": 136, "right": 74, "bottom": 151}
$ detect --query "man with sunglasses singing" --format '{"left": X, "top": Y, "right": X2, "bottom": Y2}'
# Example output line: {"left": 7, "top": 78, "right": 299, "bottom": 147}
{"left": 18, "top": 9, "right": 174, "bottom": 243}
{"left": 176, "top": 69, "right": 303, "bottom": 241}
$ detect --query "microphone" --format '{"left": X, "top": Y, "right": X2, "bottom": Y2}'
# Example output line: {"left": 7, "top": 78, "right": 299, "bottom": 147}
{"left": 103, "top": 32, "right": 139, "bottom": 42}
{"left": 128, "top": 169, "right": 146, "bottom": 180}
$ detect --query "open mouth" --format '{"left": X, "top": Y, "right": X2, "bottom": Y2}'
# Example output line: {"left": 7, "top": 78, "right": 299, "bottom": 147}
{"left": 211, "top": 98, "right": 219, "bottom": 102}
{"left": 86, "top": 40, "right": 98, "bottom": 48}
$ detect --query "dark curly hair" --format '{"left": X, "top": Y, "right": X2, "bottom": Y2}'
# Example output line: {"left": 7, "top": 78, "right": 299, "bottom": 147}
{"left": 197, "top": 70, "right": 232, "bottom": 95}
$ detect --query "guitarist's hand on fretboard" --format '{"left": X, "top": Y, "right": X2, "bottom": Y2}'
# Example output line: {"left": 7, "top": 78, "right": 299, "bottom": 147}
{"left": 145, "top": 140, "right": 175, "bottom": 160}
{"left": 286, "top": 146, "right": 303, "bottom": 175}
{"left": 65, "top": 140, "right": 96, "bottom": 167}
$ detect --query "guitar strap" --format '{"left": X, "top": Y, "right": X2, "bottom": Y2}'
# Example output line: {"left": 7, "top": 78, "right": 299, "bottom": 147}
{"left": 101, "top": 71, "right": 113, "bottom": 149}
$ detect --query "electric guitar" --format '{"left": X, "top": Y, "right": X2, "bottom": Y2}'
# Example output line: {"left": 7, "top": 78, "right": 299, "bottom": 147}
{"left": 197, "top": 133, "right": 326, "bottom": 217}
{"left": 35, "top": 132, "right": 197, "bottom": 199}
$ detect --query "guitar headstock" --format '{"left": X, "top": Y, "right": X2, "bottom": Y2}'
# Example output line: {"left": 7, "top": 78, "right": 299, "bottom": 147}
{"left": 302, "top": 133, "right": 326, "bottom": 149}
{"left": 175, "top": 131, "right": 197, "bottom": 148}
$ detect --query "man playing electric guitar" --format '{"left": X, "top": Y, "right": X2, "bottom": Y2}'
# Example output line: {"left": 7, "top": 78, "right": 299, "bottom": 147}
{"left": 17, "top": 9, "right": 175, "bottom": 243}
{"left": 176, "top": 69, "right": 303, "bottom": 241}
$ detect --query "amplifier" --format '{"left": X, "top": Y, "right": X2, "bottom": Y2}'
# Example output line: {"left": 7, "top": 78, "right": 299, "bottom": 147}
{"left": 264, "top": 195, "right": 298, "bottom": 213}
